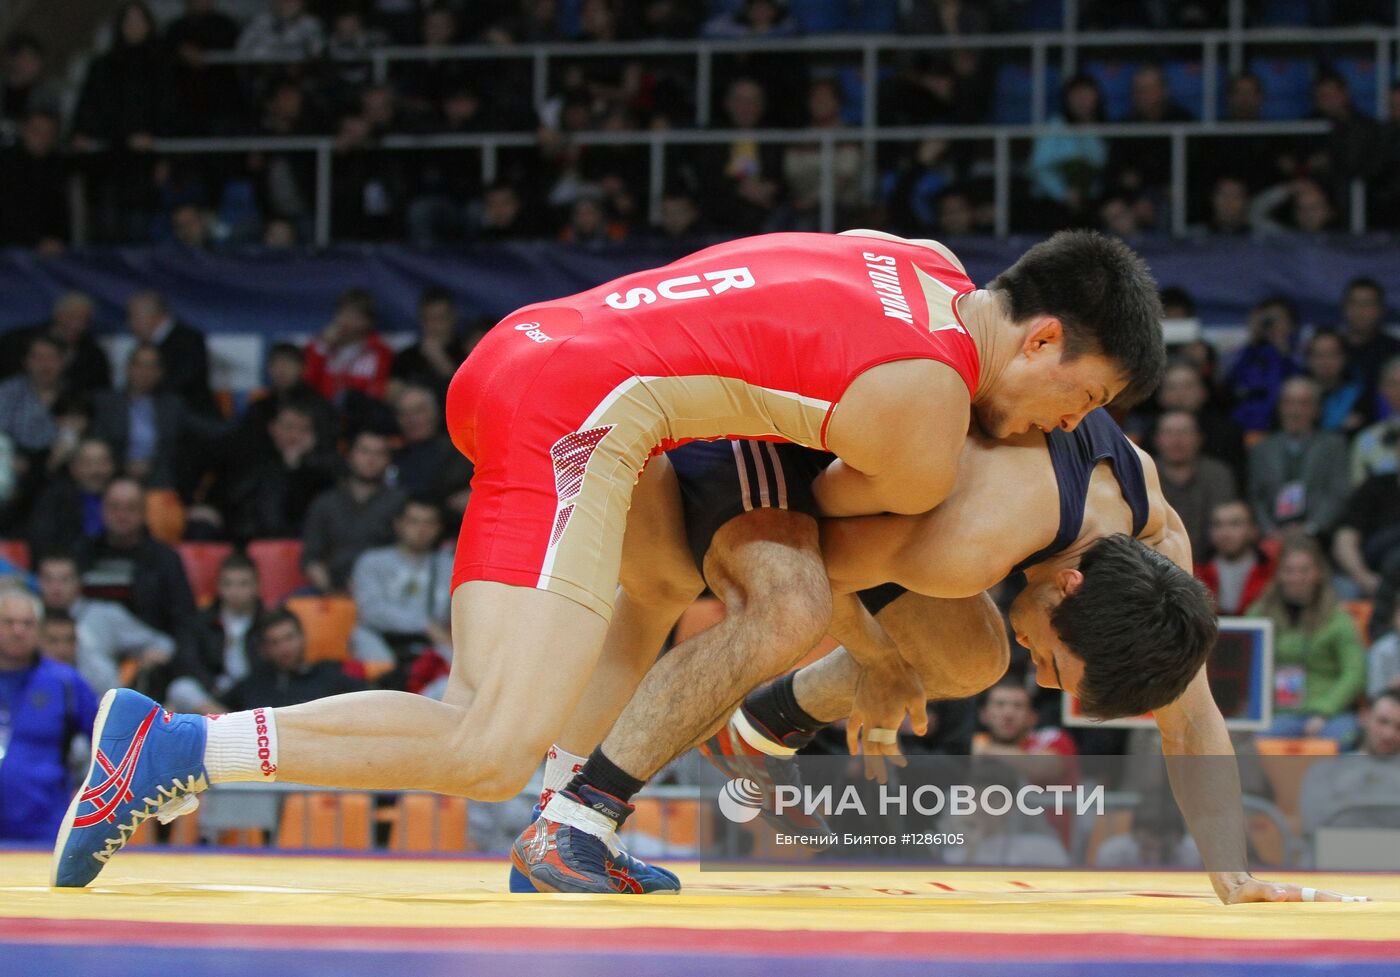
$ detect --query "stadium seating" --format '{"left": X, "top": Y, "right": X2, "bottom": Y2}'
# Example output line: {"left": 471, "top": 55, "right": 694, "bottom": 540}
{"left": 1256, "top": 737, "right": 1340, "bottom": 831}
{"left": 1254, "top": 0, "right": 1312, "bottom": 26}
{"left": 1020, "top": 0, "right": 1065, "bottom": 31}
{"left": 1082, "top": 60, "right": 1141, "bottom": 121}
{"left": 178, "top": 541, "right": 235, "bottom": 607}
{"left": 836, "top": 66, "right": 866, "bottom": 125}
{"left": 625, "top": 797, "right": 700, "bottom": 857}
{"left": 246, "top": 539, "right": 309, "bottom": 606}
{"left": 1081, "top": 808, "right": 1133, "bottom": 865}
{"left": 1331, "top": 57, "right": 1379, "bottom": 116}
{"left": 1163, "top": 60, "right": 1210, "bottom": 120}
{"left": 389, "top": 794, "right": 470, "bottom": 853}
{"left": 849, "top": 0, "right": 898, "bottom": 33}
{"left": 1340, "top": 600, "right": 1374, "bottom": 639}
{"left": 278, "top": 792, "right": 373, "bottom": 849}
{"left": 285, "top": 595, "right": 357, "bottom": 662}
{"left": 993, "top": 62, "right": 1035, "bottom": 124}
{"left": 0, "top": 538, "right": 31, "bottom": 571}
{"left": 1247, "top": 56, "right": 1316, "bottom": 119}
{"left": 144, "top": 489, "right": 187, "bottom": 546}
{"left": 212, "top": 390, "right": 236, "bottom": 419}
{"left": 788, "top": 0, "right": 849, "bottom": 33}
{"left": 342, "top": 659, "right": 398, "bottom": 684}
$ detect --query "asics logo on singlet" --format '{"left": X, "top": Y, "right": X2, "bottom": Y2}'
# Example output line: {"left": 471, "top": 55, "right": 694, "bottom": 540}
{"left": 603, "top": 266, "right": 755, "bottom": 310}
{"left": 513, "top": 321, "right": 552, "bottom": 343}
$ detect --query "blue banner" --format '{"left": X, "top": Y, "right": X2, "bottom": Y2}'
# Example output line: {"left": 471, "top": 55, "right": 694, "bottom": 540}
{"left": 2, "top": 235, "right": 1398, "bottom": 337}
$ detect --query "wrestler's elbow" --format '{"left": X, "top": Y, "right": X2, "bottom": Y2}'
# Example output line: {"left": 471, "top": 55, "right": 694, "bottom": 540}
{"left": 875, "top": 467, "right": 954, "bottom": 516}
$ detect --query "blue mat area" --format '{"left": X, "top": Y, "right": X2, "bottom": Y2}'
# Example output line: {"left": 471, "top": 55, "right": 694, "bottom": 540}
{"left": 5, "top": 945, "right": 1397, "bottom": 977}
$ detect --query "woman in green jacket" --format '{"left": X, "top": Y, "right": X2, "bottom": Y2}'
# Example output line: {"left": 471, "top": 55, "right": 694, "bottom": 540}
{"left": 1248, "top": 537, "right": 1366, "bottom": 745}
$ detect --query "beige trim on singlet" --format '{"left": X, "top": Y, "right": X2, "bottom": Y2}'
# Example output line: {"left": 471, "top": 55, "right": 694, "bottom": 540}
{"left": 536, "top": 375, "right": 832, "bottom": 620}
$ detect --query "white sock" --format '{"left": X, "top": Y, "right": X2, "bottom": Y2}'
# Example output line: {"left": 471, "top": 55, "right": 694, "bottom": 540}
{"left": 539, "top": 744, "right": 587, "bottom": 808}
{"left": 204, "top": 707, "right": 280, "bottom": 784}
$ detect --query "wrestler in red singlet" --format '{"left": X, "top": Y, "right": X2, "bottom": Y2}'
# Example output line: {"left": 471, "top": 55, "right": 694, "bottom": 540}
{"left": 446, "top": 232, "right": 980, "bottom": 619}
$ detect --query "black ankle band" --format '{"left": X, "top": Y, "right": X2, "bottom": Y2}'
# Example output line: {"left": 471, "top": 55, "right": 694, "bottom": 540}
{"left": 567, "top": 748, "right": 646, "bottom": 805}
{"left": 744, "top": 672, "right": 825, "bottom": 746}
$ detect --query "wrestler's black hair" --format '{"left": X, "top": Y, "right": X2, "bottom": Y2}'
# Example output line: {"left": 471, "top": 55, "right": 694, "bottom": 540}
{"left": 1051, "top": 533, "right": 1216, "bottom": 720}
{"left": 990, "top": 230, "right": 1166, "bottom": 408}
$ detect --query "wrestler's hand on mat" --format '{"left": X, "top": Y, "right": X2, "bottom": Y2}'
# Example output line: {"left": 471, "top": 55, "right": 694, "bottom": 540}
{"left": 1215, "top": 873, "right": 1371, "bottom": 904}
{"left": 847, "top": 661, "right": 928, "bottom": 784}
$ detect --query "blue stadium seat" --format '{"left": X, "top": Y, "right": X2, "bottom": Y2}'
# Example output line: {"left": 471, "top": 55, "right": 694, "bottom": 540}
{"left": 557, "top": 0, "right": 582, "bottom": 38}
{"left": 1331, "top": 57, "right": 1378, "bottom": 117}
{"left": 218, "top": 179, "right": 261, "bottom": 239}
{"left": 789, "top": 0, "right": 849, "bottom": 32}
{"left": 1248, "top": 57, "right": 1315, "bottom": 120}
{"left": 836, "top": 67, "right": 865, "bottom": 124}
{"left": 850, "top": 0, "right": 899, "bottom": 32}
{"left": 1019, "top": 0, "right": 1065, "bottom": 30}
{"left": 1042, "top": 64, "right": 1062, "bottom": 120}
{"left": 1254, "top": 0, "right": 1311, "bottom": 26}
{"left": 993, "top": 62, "right": 1034, "bottom": 124}
{"left": 1163, "top": 60, "right": 1206, "bottom": 120}
{"left": 1082, "top": 60, "right": 1140, "bottom": 121}
{"left": 994, "top": 62, "right": 1062, "bottom": 124}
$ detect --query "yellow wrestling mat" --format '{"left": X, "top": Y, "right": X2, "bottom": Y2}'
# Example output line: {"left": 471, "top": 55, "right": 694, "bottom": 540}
{"left": 2, "top": 851, "right": 1398, "bottom": 976}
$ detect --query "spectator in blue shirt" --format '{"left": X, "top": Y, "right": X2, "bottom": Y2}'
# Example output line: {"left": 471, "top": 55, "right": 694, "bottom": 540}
{"left": 1029, "top": 74, "right": 1109, "bottom": 220}
{"left": 0, "top": 588, "right": 98, "bottom": 842}
{"left": 1227, "top": 297, "right": 1302, "bottom": 432}
{"left": 1305, "top": 330, "right": 1369, "bottom": 436}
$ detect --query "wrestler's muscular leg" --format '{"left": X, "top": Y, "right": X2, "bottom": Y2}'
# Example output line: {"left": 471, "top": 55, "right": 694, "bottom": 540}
{"left": 554, "top": 456, "right": 705, "bottom": 755}
{"left": 792, "top": 591, "right": 1009, "bottom": 724}
{"left": 272, "top": 582, "right": 608, "bottom": 801}
{"left": 600, "top": 508, "right": 831, "bottom": 781}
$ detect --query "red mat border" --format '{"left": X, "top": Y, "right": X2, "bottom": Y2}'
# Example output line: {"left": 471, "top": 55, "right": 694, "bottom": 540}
{"left": 3, "top": 918, "right": 1398, "bottom": 961}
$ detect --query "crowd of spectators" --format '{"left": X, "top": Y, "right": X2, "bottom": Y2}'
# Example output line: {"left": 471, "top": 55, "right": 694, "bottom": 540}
{"left": 4, "top": 1, "right": 1400, "bottom": 247}
{"left": 1115, "top": 275, "right": 1400, "bottom": 750}
{"left": 0, "top": 280, "right": 479, "bottom": 715}
{"left": 1, "top": 1, "right": 1398, "bottom": 856}
{"left": 1, "top": 266, "right": 1398, "bottom": 855}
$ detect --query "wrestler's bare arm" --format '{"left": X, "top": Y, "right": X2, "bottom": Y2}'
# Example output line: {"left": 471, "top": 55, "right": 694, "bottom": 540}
{"left": 814, "top": 359, "right": 971, "bottom": 518}
{"left": 1130, "top": 448, "right": 1231, "bottom": 753}
{"left": 1131, "top": 449, "right": 1348, "bottom": 902}
{"left": 814, "top": 230, "right": 980, "bottom": 519}
{"left": 821, "top": 435, "right": 1052, "bottom": 599}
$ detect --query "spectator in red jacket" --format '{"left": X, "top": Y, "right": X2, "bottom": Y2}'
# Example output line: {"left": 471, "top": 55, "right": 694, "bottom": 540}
{"left": 1195, "top": 499, "right": 1276, "bottom": 616}
{"left": 302, "top": 288, "right": 393, "bottom": 405}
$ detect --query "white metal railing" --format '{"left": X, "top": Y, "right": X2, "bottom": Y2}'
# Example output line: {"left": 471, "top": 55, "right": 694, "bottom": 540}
{"left": 66, "top": 13, "right": 1399, "bottom": 245}
{"left": 199, "top": 23, "right": 1400, "bottom": 130}
{"left": 110, "top": 118, "right": 1349, "bottom": 246}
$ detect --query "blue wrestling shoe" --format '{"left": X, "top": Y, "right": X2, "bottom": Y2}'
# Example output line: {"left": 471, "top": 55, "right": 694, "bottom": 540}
{"left": 510, "top": 786, "right": 680, "bottom": 894}
{"left": 51, "top": 689, "right": 208, "bottom": 888}
{"left": 509, "top": 800, "right": 681, "bottom": 893}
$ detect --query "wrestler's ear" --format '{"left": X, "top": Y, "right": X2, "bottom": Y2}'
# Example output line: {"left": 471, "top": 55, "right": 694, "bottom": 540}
{"left": 1054, "top": 567, "right": 1084, "bottom": 598}
{"left": 1023, "top": 316, "right": 1065, "bottom": 358}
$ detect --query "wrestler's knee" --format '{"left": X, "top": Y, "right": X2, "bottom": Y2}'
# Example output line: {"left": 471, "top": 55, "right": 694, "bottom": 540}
{"left": 962, "top": 626, "right": 1011, "bottom": 695}
{"left": 754, "top": 575, "right": 831, "bottom": 649}
{"left": 915, "top": 595, "right": 1010, "bottom": 697}
{"left": 446, "top": 719, "right": 547, "bottom": 801}
{"left": 705, "top": 509, "right": 830, "bottom": 666}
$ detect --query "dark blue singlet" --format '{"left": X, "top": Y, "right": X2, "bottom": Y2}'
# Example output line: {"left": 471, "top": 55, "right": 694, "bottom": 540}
{"left": 667, "top": 408, "right": 1151, "bottom": 614}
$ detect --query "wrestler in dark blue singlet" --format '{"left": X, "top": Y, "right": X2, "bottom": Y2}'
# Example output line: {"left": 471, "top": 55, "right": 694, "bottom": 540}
{"left": 667, "top": 409, "right": 1151, "bottom": 611}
